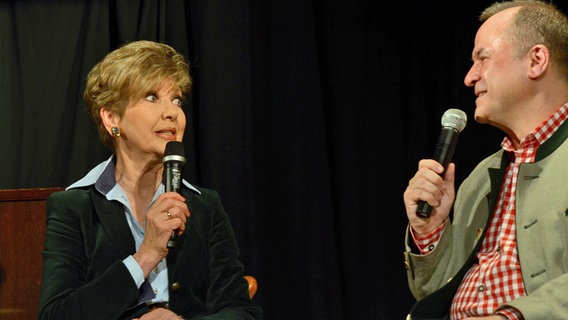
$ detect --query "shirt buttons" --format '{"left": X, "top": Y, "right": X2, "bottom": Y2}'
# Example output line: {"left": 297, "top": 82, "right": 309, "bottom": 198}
{"left": 428, "top": 244, "right": 435, "bottom": 251}
{"left": 477, "top": 285, "right": 485, "bottom": 292}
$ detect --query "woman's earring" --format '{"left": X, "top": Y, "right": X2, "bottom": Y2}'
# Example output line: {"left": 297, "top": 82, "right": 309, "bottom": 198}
{"left": 111, "top": 126, "right": 121, "bottom": 137}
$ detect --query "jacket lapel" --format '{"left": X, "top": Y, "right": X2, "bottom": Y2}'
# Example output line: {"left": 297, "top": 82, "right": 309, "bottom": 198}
{"left": 90, "top": 188, "right": 136, "bottom": 257}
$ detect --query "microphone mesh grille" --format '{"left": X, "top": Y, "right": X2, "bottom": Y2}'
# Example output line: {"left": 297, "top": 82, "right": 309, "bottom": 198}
{"left": 163, "top": 141, "right": 186, "bottom": 164}
{"left": 441, "top": 108, "right": 467, "bottom": 133}
{"left": 165, "top": 141, "right": 185, "bottom": 157}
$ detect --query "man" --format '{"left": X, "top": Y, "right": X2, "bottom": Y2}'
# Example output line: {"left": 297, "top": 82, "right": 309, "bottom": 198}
{"left": 403, "top": 1, "right": 568, "bottom": 319}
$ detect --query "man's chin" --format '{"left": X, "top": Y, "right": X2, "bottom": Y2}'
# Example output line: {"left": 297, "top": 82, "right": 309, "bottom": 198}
{"left": 474, "top": 115, "right": 488, "bottom": 124}
{"left": 473, "top": 108, "right": 487, "bottom": 123}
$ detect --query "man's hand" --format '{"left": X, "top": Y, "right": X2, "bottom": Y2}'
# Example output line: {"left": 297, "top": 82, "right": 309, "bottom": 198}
{"left": 403, "top": 159, "right": 455, "bottom": 236}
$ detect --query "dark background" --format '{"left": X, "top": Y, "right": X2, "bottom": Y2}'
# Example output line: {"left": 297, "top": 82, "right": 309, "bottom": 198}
{"left": 2, "top": 1, "right": 567, "bottom": 319}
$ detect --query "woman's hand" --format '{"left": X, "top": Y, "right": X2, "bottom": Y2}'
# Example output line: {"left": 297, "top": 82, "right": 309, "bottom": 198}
{"left": 133, "top": 307, "right": 184, "bottom": 320}
{"left": 133, "top": 192, "right": 190, "bottom": 276}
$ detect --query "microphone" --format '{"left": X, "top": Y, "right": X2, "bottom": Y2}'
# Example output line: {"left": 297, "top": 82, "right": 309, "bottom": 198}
{"left": 163, "top": 141, "right": 186, "bottom": 248}
{"left": 416, "top": 108, "right": 467, "bottom": 218}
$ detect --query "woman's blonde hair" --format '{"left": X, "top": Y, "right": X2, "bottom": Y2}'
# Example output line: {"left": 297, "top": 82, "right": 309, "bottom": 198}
{"left": 84, "top": 40, "right": 192, "bottom": 150}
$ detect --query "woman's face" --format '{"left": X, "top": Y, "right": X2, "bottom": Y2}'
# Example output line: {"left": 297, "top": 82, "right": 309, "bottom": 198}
{"left": 115, "top": 79, "right": 186, "bottom": 161}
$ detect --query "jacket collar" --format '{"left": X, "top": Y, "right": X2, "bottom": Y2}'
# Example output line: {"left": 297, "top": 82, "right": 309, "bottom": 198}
{"left": 535, "top": 118, "right": 568, "bottom": 161}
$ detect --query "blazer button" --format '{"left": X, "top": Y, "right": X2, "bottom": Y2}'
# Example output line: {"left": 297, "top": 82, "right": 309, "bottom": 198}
{"left": 171, "top": 282, "right": 181, "bottom": 292}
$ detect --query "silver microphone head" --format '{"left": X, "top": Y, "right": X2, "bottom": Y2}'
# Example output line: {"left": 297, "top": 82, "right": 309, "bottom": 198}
{"left": 441, "top": 108, "right": 467, "bottom": 133}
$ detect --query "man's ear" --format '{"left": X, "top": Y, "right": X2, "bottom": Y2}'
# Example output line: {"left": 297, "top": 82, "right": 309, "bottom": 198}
{"left": 100, "top": 107, "right": 119, "bottom": 135}
{"left": 527, "top": 44, "right": 549, "bottom": 79}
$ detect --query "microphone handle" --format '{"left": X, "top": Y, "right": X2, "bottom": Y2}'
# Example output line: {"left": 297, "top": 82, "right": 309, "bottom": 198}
{"left": 416, "top": 128, "right": 459, "bottom": 218}
{"left": 166, "top": 164, "right": 184, "bottom": 248}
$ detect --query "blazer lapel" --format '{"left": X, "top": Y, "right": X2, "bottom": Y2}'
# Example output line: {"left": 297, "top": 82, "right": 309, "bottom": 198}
{"left": 90, "top": 188, "right": 136, "bottom": 257}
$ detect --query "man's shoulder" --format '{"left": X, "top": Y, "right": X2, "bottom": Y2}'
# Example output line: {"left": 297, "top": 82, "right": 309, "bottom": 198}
{"left": 472, "top": 149, "right": 504, "bottom": 172}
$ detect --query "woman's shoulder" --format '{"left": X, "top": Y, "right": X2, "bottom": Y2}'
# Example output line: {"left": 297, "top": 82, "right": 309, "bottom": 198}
{"left": 47, "top": 187, "right": 92, "bottom": 207}
{"left": 181, "top": 185, "right": 226, "bottom": 217}
{"left": 182, "top": 185, "right": 219, "bottom": 201}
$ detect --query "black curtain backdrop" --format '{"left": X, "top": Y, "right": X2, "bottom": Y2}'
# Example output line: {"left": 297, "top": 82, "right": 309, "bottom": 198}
{"left": 2, "top": 1, "right": 567, "bottom": 319}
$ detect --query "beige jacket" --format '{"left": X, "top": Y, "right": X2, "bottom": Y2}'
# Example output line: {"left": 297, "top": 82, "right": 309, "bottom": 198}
{"left": 405, "top": 119, "right": 568, "bottom": 319}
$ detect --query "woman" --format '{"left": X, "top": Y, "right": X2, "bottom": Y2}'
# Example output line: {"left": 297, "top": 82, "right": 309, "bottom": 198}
{"left": 38, "top": 40, "right": 262, "bottom": 320}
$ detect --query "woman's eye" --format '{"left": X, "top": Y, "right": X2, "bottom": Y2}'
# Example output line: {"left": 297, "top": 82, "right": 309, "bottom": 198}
{"left": 173, "top": 97, "right": 182, "bottom": 106}
{"left": 145, "top": 94, "right": 158, "bottom": 102}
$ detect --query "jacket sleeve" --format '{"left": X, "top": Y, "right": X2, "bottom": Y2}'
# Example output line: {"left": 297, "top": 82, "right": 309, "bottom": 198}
{"left": 175, "top": 189, "right": 262, "bottom": 320}
{"left": 38, "top": 190, "right": 140, "bottom": 320}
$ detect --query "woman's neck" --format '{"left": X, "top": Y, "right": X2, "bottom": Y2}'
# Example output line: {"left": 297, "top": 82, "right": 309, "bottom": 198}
{"left": 114, "top": 152, "right": 163, "bottom": 222}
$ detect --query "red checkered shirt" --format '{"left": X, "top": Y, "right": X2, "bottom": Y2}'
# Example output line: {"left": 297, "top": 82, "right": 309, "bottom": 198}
{"left": 413, "top": 104, "right": 568, "bottom": 320}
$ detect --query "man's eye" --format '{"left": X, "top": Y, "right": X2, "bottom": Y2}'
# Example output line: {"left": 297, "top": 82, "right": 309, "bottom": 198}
{"left": 145, "top": 94, "right": 158, "bottom": 102}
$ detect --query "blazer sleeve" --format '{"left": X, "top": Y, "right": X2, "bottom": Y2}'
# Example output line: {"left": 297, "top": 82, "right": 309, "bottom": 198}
{"left": 174, "top": 188, "right": 262, "bottom": 320}
{"left": 38, "top": 189, "right": 140, "bottom": 320}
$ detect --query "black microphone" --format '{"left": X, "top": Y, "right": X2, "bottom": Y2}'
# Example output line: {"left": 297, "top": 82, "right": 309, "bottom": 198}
{"left": 416, "top": 108, "right": 467, "bottom": 219}
{"left": 163, "top": 141, "right": 186, "bottom": 248}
